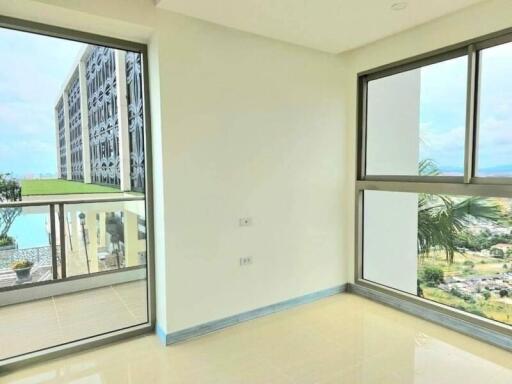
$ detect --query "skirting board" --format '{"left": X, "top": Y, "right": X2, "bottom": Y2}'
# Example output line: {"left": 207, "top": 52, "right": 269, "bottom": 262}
{"left": 347, "top": 283, "right": 512, "bottom": 352}
{"left": 157, "top": 284, "right": 347, "bottom": 345}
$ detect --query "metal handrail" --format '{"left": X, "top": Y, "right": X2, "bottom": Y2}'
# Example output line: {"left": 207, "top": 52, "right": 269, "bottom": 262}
{"left": 0, "top": 193, "right": 146, "bottom": 290}
{"left": 0, "top": 194, "right": 144, "bottom": 208}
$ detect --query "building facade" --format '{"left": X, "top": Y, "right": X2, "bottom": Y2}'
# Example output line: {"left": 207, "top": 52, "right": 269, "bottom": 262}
{"left": 55, "top": 46, "right": 145, "bottom": 192}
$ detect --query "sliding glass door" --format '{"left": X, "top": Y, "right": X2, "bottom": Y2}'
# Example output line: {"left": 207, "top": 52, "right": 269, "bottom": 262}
{"left": 0, "top": 21, "right": 153, "bottom": 363}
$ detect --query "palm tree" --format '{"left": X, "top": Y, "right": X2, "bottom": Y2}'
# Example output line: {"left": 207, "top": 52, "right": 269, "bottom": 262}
{"left": 418, "top": 195, "right": 502, "bottom": 264}
{"left": 0, "top": 173, "right": 22, "bottom": 240}
{"left": 417, "top": 159, "right": 502, "bottom": 264}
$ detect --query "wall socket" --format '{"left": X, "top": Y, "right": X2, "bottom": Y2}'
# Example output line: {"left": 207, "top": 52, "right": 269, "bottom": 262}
{"left": 239, "top": 217, "right": 253, "bottom": 227}
{"left": 239, "top": 257, "right": 253, "bottom": 266}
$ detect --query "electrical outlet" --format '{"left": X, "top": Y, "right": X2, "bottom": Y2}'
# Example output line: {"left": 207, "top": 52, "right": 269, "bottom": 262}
{"left": 239, "top": 217, "right": 253, "bottom": 227}
{"left": 239, "top": 257, "right": 253, "bottom": 266}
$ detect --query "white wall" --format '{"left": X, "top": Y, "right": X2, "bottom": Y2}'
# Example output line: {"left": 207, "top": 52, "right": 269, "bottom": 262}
{"left": 151, "top": 14, "right": 346, "bottom": 333}
{"left": 1, "top": 0, "right": 347, "bottom": 335}
{"left": 342, "top": 0, "right": 512, "bottom": 284}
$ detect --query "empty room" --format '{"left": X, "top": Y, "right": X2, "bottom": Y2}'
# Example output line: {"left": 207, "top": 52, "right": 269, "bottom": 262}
{"left": 0, "top": 0, "right": 511, "bottom": 383}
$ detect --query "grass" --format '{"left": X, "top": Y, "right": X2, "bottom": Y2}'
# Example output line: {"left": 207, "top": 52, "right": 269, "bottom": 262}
{"left": 21, "top": 179, "right": 121, "bottom": 196}
{"left": 420, "top": 250, "right": 508, "bottom": 278}
{"left": 423, "top": 286, "right": 512, "bottom": 324}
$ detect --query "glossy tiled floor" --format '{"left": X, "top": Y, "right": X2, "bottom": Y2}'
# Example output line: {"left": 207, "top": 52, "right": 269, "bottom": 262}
{"left": 0, "top": 280, "right": 147, "bottom": 361}
{"left": 1, "top": 293, "right": 511, "bottom": 383}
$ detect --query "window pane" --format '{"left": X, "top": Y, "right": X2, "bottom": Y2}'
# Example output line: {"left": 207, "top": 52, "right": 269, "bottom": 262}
{"left": 63, "top": 201, "right": 147, "bottom": 278}
{"left": 0, "top": 206, "right": 53, "bottom": 288}
{"left": 363, "top": 190, "right": 512, "bottom": 326}
{"left": 476, "top": 42, "right": 512, "bottom": 177}
{"left": 363, "top": 190, "right": 418, "bottom": 294}
{"left": 0, "top": 27, "right": 150, "bottom": 361}
{"left": 366, "top": 56, "right": 467, "bottom": 176}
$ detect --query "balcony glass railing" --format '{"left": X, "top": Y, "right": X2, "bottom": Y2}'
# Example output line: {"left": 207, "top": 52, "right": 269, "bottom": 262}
{"left": 0, "top": 196, "right": 147, "bottom": 289}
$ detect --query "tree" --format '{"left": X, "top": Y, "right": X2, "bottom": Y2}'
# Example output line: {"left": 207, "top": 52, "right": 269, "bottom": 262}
{"left": 0, "top": 173, "right": 22, "bottom": 240}
{"left": 417, "top": 160, "right": 502, "bottom": 264}
{"left": 421, "top": 266, "right": 444, "bottom": 287}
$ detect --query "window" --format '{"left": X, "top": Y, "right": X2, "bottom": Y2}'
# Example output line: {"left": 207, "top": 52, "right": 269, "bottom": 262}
{"left": 363, "top": 190, "right": 512, "bottom": 326}
{"left": 366, "top": 56, "right": 467, "bottom": 177}
{"left": 0, "top": 22, "right": 153, "bottom": 363}
{"left": 476, "top": 42, "right": 512, "bottom": 177}
{"left": 357, "top": 34, "right": 512, "bottom": 337}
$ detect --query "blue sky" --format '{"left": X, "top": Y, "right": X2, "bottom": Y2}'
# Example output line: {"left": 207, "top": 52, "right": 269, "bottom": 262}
{"left": 0, "top": 27, "right": 84, "bottom": 178}
{"left": 419, "top": 44, "right": 512, "bottom": 176}
{"left": 477, "top": 42, "right": 512, "bottom": 175}
{"left": 419, "top": 56, "right": 467, "bottom": 175}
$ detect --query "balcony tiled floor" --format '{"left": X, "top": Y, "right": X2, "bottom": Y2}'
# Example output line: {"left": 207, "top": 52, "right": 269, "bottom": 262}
{"left": 1, "top": 293, "right": 511, "bottom": 383}
{"left": 0, "top": 280, "right": 147, "bottom": 361}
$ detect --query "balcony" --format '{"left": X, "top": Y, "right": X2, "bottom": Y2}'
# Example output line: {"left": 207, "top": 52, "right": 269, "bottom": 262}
{"left": 0, "top": 194, "right": 149, "bottom": 360}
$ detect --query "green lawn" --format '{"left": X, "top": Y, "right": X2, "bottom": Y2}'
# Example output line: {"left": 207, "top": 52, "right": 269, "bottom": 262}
{"left": 21, "top": 179, "right": 121, "bottom": 196}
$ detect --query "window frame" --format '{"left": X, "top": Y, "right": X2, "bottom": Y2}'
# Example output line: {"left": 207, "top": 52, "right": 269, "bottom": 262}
{"left": 0, "top": 15, "right": 156, "bottom": 369}
{"left": 355, "top": 28, "right": 512, "bottom": 342}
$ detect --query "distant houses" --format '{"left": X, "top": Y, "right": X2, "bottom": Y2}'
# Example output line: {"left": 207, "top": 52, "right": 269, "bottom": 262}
{"left": 440, "top": 272, "right": 512, "bottom": 299}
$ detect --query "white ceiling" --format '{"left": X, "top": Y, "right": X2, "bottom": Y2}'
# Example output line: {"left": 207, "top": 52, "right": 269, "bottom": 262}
{"left": 155, "top": 0, "right": 486, "bottom": 53}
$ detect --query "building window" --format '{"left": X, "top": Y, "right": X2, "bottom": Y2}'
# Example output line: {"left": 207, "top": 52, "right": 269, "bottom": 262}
{"left": 86, "top": 46, "right": 121, "bottom": 187}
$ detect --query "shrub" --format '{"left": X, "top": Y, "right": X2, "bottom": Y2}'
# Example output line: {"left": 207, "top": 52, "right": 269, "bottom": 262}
{"left": 503, "top": 264, "right": 508, "bottom": 269}
{"left": 449, "top": 287, "right": 474, "bottom": 302}
{"left": 0, "top": 234, "right": 14, "bottom": 247}
{"left": 11, "top": 260, "right": 33, "bottom": 270}
{"left": 463, "top": 260, "right": 474, "bottom": 268}
{"left": 482, "top": 291, "right": 491, "bottom": 300}
{"left": 499, "top": 289, "right": 509, "bottom": 298}
{"left": 421, "top": 266, "right": 444, "bottom": 287}
{"left": 468, "top": 308, "right": 486, "bottom": 317}
{"left": 450, "top": 287, "right": 463, "bottom": 298}
{"left": 463, "top": 295, "right": 475, "bottom": 304}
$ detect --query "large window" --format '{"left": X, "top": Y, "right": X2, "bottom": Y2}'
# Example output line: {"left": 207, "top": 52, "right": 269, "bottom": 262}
{"left": 363, "top": 191, "right": 512, "bottom": 326}
{"left": 0, "top": 22, "right": 152, "bottom": 364}
{"left": 357, "top": 35, "right": 512, "bottom": 335}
